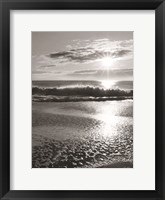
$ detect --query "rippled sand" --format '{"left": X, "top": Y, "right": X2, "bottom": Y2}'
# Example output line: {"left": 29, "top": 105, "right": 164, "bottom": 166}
{"left": 32, "top": 101, "right": 133, "bottom": 168}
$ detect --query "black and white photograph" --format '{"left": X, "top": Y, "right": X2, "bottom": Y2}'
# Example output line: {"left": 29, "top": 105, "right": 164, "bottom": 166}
{"left": 32, "top": 31, "right": 133, "bottom": 168}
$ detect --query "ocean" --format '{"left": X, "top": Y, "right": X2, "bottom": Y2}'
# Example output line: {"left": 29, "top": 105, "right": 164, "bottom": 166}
{"left": 32, "top": 80, "right": 133, "bottom": 102}
{"left": 32, "top": 80, "right": 133, "bottom": 90}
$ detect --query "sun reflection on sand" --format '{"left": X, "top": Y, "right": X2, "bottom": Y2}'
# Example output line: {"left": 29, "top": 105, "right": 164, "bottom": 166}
{"left": 93, "top": 102, "right": 119, "bottom": 138}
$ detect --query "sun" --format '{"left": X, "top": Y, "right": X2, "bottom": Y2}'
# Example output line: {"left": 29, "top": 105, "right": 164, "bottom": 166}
{"left": 102, "top": 56, "right": 113, "bottom": 68}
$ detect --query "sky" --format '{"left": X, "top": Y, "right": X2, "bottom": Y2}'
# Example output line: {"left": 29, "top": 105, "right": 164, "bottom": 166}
{"left": 32, "top": 32, "right": 133, "bottom": 81}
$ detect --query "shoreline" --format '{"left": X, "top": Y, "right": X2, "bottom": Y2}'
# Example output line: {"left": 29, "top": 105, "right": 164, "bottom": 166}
{"left": 32, "top": 96, "right": 133, "bottom": 103}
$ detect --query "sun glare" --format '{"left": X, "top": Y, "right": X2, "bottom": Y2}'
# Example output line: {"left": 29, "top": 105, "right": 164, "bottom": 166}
{"left": 101, "top": 80, "right": 115, "bottom": 89}
{"left": 102, "top": 56, "right": 113, "bottom": 68}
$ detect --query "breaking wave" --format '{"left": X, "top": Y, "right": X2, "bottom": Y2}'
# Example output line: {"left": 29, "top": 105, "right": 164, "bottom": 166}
{"left": 32, "top": 86, "right": 133, "bottom": 102}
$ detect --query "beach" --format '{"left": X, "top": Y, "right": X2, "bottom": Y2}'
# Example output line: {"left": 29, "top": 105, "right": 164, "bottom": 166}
{"left": 32, "top": 100, "right": 133, "bottom": 168}
{"left": 32, "top": 32, "right": 134, "bottom": 168}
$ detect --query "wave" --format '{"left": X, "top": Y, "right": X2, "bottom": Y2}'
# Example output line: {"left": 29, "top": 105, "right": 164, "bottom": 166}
{"left": 33, "top": 86, "right": 133, "bottom": 97}
{"left": 32, "top": 86, "right": 133, "bottom": 102}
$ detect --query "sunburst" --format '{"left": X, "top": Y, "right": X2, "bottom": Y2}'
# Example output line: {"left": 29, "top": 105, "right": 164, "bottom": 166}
{"left": 102, "top": 56, "right": 113, "bottom": 69}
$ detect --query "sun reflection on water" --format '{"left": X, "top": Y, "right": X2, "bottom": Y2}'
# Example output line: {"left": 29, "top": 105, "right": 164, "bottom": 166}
{"left": 101, "top": 80, "right": 116, "bottom": 89}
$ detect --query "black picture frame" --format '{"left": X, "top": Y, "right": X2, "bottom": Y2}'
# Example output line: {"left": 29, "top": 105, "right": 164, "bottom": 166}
{"left": 0, "top": 0, "right": 165, "bottom": 199}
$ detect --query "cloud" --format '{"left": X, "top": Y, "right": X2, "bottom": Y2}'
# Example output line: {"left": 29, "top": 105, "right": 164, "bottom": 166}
{"left": 68, "top": 68, "right": 133, "bottom": 80}
{"left": 49, "top": 51, "right": 71, "bottom": 58}
{"left": 111, "top": 49, "right": 131, "bottom": 57}
{"left": 39, "top": 64, "right": 56, "bottom": 68}
{"left": 73, "top": 70, "right": 97, "bottom": 74}
{"left": 46, "top": 39, "right": 133, "bottom": 65}
{"left": 32, "top": 70, "right": 62, "bottom": 75}
{"left": 32, "top": 70, "right": 46, "bottom": 74}
{"left": 53, "top": 71, "right": 62, "bottom": 74}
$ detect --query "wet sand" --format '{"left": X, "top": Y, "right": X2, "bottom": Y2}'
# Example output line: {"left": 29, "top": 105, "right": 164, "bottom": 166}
{"left": 32, "top": 101, "right": 133, "bottom": 168}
